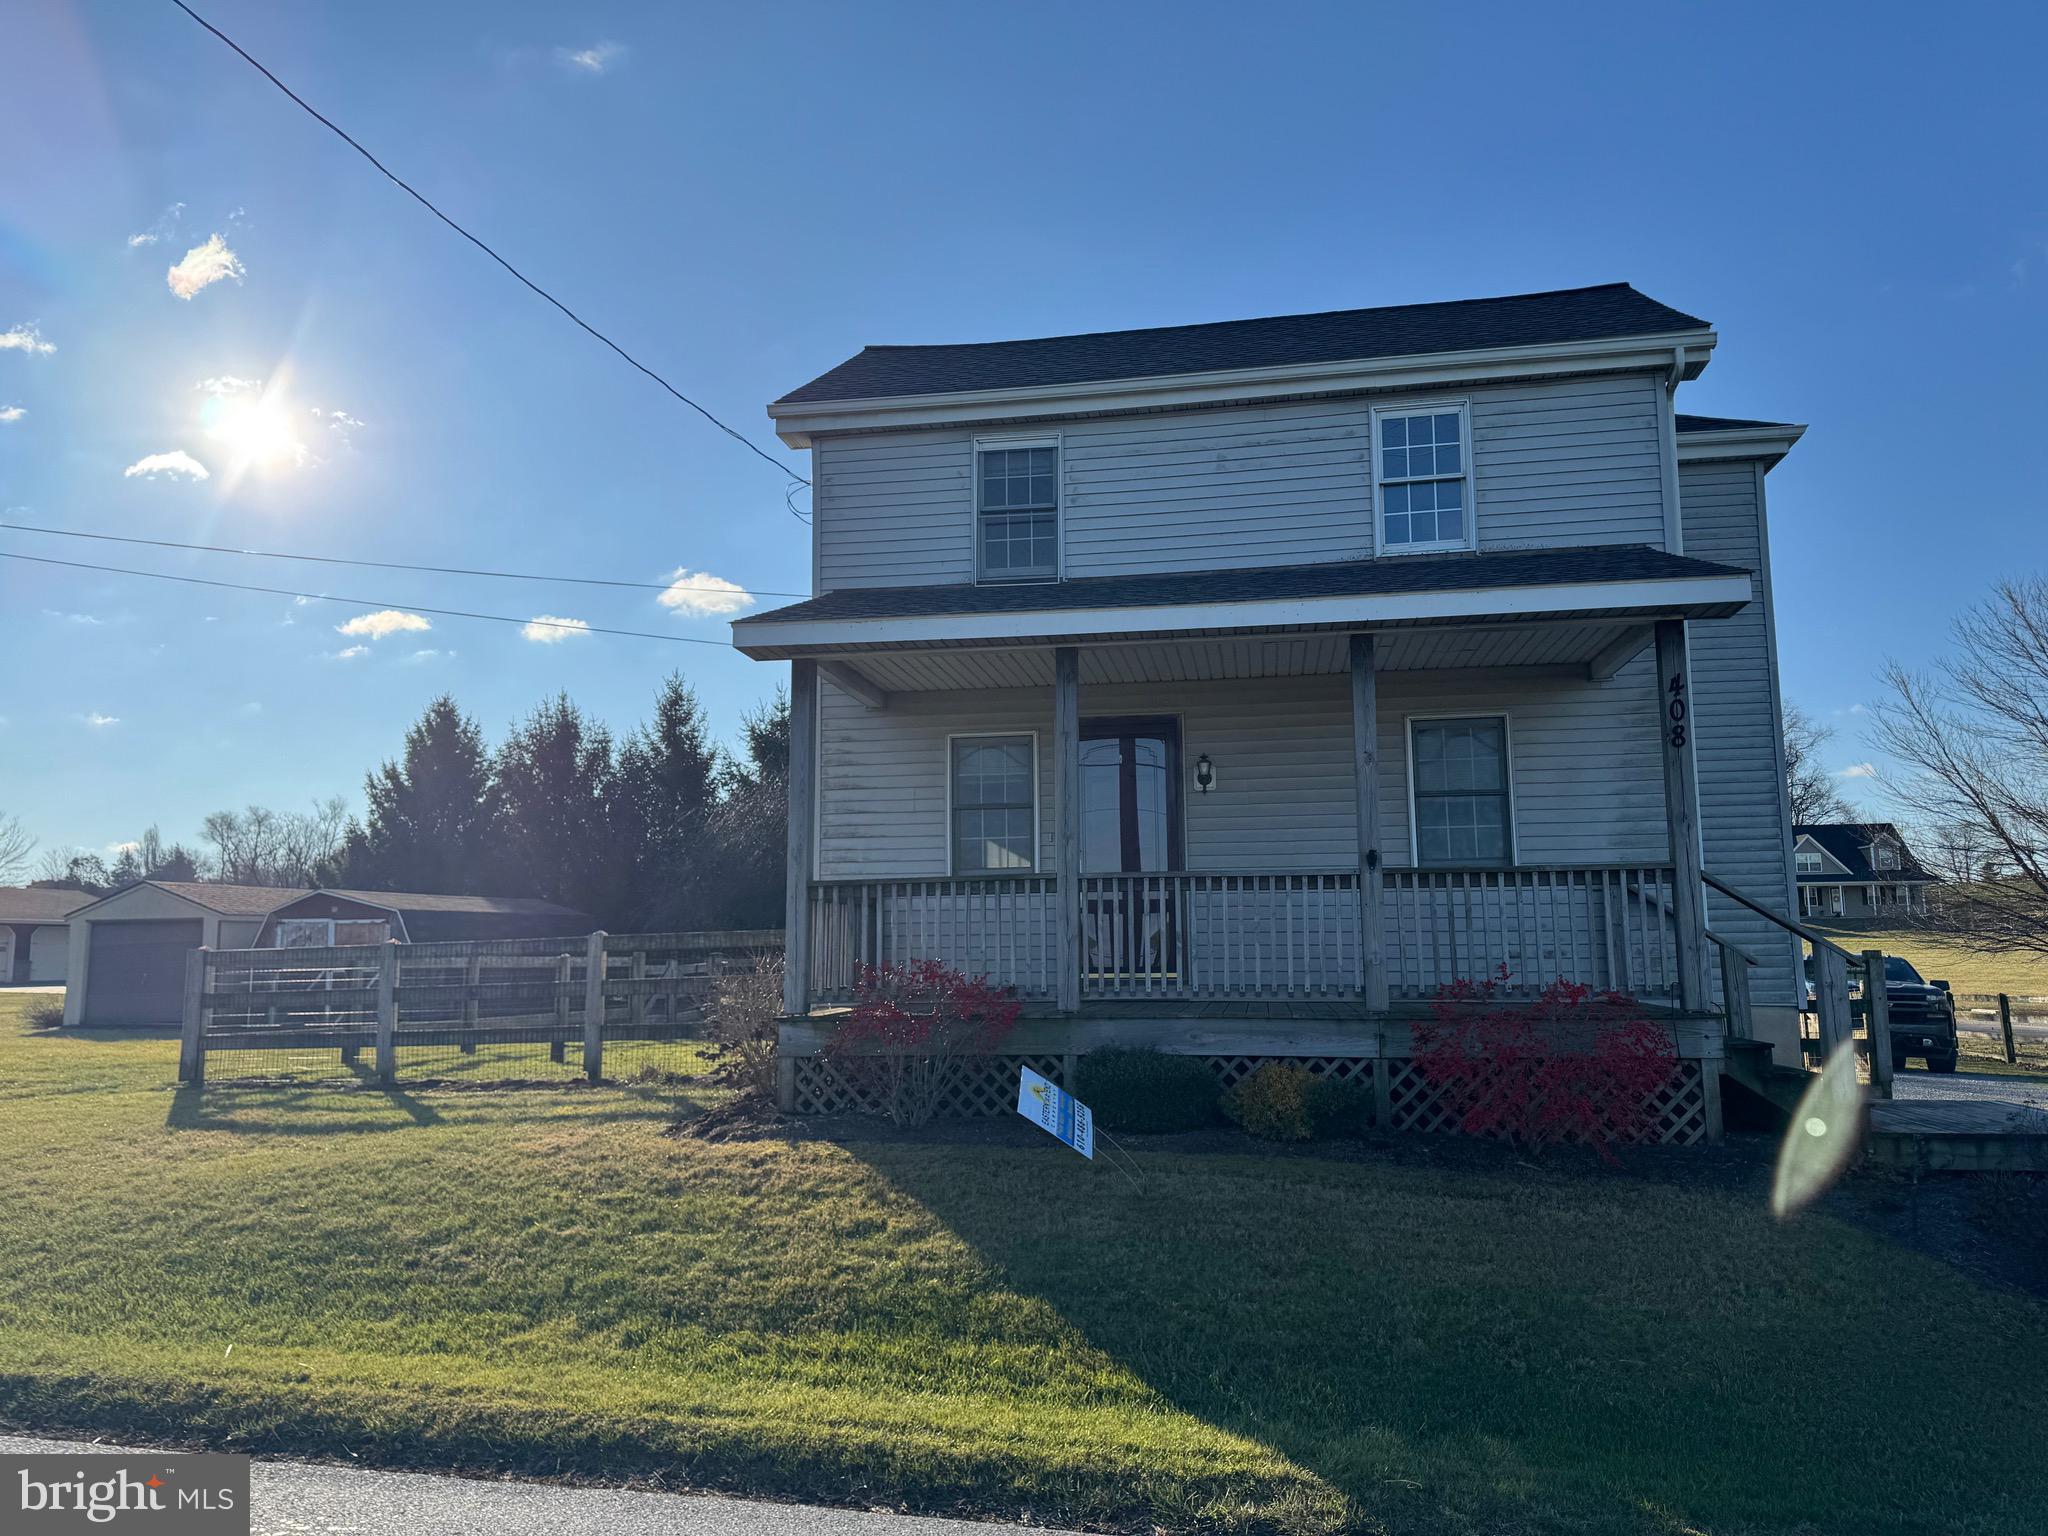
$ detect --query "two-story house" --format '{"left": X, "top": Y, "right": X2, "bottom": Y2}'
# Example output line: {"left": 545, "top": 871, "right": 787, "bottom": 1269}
{"left": 1794, "top": 822, "right": 1938, "bottom": 918}
{"left": 732, "top": 284, "right": 1808, "bottom": 1140}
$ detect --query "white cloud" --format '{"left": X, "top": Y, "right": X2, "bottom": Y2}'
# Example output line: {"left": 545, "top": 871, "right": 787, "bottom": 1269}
{"left": 556, "top": 40, "right": 625, "bottom": 73}
{"left": 83, "top": 712, "right": 119, "bottom": 728}
{"left": 124, "top": 450, "right": 211, "bottom": 481}
{"left": 166, "top": 234, "right": 245, "bottom": 299}
{"left": 522, "top": 614, "right": 590, "bottom": 643}
{"left": 0, "top": 406, "right": 22, "bottom": 423}
{"left": 330, "top": 645, "right": 369, "bottom": 662}
{"left": 401, "top": 648, "right": 453, "bottom": 665}
{"left": 1837, "top": 762, "right": 1878, "bottom": 779}
{"left": 43, "top": 609, "right": 102, "bottom": 626}
{"left": 127, "top": 202, "right": 186, "bottom": 248}
{"left": 657, "top": 568, "right": 754, "bottom": 617}
{"left": 0, "top": 324, "right": 55, "bottom": 355}
{"left": 198, "top": 375, "right": 261, "bottom": 396}
{"left": 335, "top": 609, "right": 431, "bottom": 639}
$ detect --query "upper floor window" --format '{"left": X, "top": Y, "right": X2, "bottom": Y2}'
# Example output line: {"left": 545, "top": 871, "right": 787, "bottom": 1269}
{"left": 977, "top": 439, "right": 1059, "bottom": 581}
{"left": 1409, "top": 715, "right": 1512, "bottom": 864}
{"left": 1874, "top": 843, "right": 1899, "bottom": 870}
{"left": 1375, "top": 405, "right": 1470, "bottom": 554}
{"left": 1796, "top": 850, "right": 1823, "bottom": 874}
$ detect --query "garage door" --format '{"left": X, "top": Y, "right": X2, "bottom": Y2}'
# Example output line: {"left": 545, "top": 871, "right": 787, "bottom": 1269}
{"left": 29, "top": 926, "right": 69, "bottom": 983}
{"left": 85, "top": 920, "right": 204, "bottom": 1025}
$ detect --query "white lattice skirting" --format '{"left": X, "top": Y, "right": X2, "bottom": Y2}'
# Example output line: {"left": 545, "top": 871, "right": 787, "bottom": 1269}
{"left": 786, "top": 1052, "right": 1710, "bottom": 1146}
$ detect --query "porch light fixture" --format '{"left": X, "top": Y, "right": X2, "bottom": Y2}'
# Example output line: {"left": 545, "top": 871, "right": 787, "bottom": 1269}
{"left": 1194, "top": 754, "right": 1216, "bottom": 793}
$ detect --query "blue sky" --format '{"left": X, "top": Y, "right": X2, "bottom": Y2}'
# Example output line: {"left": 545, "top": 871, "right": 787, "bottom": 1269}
{"left": 3, "top": 0, "right": 2044, "bottom": 860}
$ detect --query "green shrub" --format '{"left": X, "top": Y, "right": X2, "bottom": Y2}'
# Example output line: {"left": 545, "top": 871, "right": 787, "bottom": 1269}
{"left": 1223, "top": 1062, "right": 1317, "bottom": 1141}
{"left": 1307, "top": 1074, "right": 1375, "bottom": 1139}
{"left": 1073, "top": 1047, "right": 1220, "bottom": 1132}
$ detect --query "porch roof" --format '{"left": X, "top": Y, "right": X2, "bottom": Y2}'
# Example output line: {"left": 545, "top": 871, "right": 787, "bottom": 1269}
{"left": 731, "top": 545, "right": 1752, "bottom": 663}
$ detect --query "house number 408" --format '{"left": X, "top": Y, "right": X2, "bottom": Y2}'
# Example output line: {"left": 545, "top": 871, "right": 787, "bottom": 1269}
{"left": 1666, "top": 673, "right": 1688, "bottom": 749}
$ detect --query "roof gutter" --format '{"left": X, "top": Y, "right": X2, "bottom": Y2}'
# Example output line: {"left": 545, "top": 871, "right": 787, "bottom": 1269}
{"left": 768, "top": 328, "right": 1718, "bottom": 445}
{"left": 1675, "top": 422, "right": 1807, "bottom": 469}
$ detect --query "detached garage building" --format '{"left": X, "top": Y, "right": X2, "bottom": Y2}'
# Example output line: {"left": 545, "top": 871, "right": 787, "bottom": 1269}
{"left": 0, "top": 887, "right": 93, "bottom": 984}
{"left": 63, "top": 881, "right": 594, "bottom": 1026}
{"left": 63, "top": 881, "right": 293, "bottom": 1027}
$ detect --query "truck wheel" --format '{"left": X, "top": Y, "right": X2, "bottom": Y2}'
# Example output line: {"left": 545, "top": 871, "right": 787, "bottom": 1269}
{"left": 1927, "top": 1051, "right": 1958, "bottom": 1074}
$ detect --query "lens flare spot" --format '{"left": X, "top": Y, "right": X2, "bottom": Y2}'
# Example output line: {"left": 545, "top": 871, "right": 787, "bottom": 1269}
{"left": 1804, "top": 1116, "right": 1828, "bottom": 1137}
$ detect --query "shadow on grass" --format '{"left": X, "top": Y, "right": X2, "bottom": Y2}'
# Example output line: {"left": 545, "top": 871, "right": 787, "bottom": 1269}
{"left": 843, "top": 1132, "right": 2040, "bottom": 1536}
{"left": 163, "top": 1080, "right": 699, "bottom": 1137}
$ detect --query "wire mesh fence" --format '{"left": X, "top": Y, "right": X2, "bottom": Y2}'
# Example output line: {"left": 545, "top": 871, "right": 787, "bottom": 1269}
{"left": 185, "top": 929, "right": 779, "bottom": 1088}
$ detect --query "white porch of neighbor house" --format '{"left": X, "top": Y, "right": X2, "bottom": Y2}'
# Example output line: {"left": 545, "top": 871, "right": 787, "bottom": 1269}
{"left": 777, "top": 615, "right": 1718, "bottom": 1018}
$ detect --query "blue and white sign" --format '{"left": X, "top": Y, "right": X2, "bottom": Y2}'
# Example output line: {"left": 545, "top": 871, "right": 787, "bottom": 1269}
{"left": 1017, "top": 1065, "right": 1094, "bottom": 1159}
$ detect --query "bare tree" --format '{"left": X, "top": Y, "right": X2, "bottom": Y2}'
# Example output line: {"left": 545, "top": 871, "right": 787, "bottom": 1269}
{"left": 1872, "top": 576, "right": 2048, "bottom": 957}
{"left": 1783, "top": 703, "right": 1854, "bottom": 825}
{"left": 0, "top": 812, "right": 34, "bottom": 884}
{"left": 200, "top": 798, "right": 349, "bottom": 887}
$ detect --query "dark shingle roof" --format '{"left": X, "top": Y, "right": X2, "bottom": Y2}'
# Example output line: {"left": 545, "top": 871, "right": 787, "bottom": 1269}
{"left": 311, "top": 890, "right": 587, "bottom": 917}
{"left": 145, "top": 881, "right": 304, "bottom": 915}
{"left": 1676, "top": 413, "right": 1796, "bottom": 433}
{"left": 0, "top": 887, "right": 96, "bottom": 923}
{"left": 778, "top": 284, "right": 1711, "bottom": 405}
{"left": 738, "top": 545, "right": 1747, "bottom": 627}
{"left": 1794, "top": 823, "right": 1939, "bottom": 884}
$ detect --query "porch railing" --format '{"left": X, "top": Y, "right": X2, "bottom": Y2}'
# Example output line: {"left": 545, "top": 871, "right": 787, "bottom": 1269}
{"left": 806, "top": 863, "right": 1684, "bottom": 1007}
{"left": 1383, "top": 865, "right": 1681, "bottom": 1001}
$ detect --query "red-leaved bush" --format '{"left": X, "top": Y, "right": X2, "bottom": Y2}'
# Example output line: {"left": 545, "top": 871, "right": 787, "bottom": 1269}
{"left": 829, "top": 960, "right": 1022, "bottom": 1126}
{"left": 1410, "top": 965, "right": 1678, "bottom": 1162}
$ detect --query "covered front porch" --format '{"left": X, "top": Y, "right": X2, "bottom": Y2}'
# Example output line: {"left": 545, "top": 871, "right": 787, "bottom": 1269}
{"left": 742, "top": 548, "right": 1752, "bottom": 1023}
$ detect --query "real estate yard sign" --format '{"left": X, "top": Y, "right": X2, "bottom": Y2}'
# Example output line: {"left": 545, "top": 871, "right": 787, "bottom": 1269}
{"left": 1017, "top": 1065, "right": 1094, "bottom": 1159}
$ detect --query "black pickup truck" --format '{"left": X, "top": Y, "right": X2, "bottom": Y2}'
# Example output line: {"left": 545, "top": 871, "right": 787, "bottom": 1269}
{"left": 1805, "top": 953, "right": 1959, "bottom": 1072}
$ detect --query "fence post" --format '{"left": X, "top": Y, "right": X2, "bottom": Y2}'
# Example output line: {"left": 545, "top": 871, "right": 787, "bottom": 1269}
{"left": 1862, "top": 949, "right": 1893, "bottom": 1100}
{"left": 179, "top": 946, "right": 210, "bottom": 1085}
{"left": 374, "top": 940, "right": 399, "bottom": 1085}
{"left": 1814, "top": 942, "right": 1851, "bottom": 1060}
{"left": 2000, "top": 993, "right": 2017, "bottom": 1064}
{"left": 583, "top": 931, "right": 608, "bottom": 1082}
{"left": 461, "top": 951, "right": 481, "bottom": 1052}
{"left": 551, "top": 953, "right": 571, "bottom": 1063}
{"left": 630, "top": 949, "right": 647, "bottom": 1029}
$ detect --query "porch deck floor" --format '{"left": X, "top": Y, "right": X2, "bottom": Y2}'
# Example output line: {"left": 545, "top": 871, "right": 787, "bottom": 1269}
{"left": 797, "top": 998, "right": 1722, "bottom": 1024}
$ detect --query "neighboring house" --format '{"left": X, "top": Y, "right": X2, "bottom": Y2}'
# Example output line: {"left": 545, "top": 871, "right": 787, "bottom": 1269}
{"left": 1792, "top": 823, "right": 1938, "bottom": 918}
{"left": 63, "top": 881, "right": 591, "bottom": 1026}
{"left": 253, "top": 890, "right": 590, "bottom": 946}
{"left": 732, "top": 283, "right": 1811, "bottom": 1127}
{"left": 0, "top": 887, "right": 93, "bottom": 984}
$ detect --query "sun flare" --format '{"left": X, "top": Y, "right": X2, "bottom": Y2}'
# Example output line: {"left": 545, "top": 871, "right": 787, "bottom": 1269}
{"left": 204, "top": 390, "right": 303, "bottom": 472}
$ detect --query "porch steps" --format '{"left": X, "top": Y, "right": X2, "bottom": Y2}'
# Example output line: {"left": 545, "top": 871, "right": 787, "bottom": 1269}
{"left": 1719, "top": 1037, "right": 1813, "bottom": 1127}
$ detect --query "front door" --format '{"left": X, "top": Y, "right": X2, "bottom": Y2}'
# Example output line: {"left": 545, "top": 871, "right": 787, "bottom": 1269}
{"left": 1079, "top": 717, "right": 1182, "bottom": 983}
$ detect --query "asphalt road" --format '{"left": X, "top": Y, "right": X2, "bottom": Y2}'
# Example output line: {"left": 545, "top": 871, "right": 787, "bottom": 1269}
{"left": 0, "top": 1435, "right": 1045, "bottom": 1536}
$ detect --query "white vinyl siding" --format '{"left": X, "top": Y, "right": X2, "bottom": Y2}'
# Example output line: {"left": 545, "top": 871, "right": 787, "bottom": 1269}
{"left": 815, "top": 669, "right": 1666, "bottom": 879}
{"left": 1681, "top": 457, "right": 1801, "bottom": 1011}
{"left": 810, "top": 374, "right": 1670, "bottom": 589}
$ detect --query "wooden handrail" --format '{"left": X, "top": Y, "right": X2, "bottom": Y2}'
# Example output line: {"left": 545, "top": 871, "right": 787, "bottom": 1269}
{"left": 1701, "top": 871, "right": 1861, "bottom": 964}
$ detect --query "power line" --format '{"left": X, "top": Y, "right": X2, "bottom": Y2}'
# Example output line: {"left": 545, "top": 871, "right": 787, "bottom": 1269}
{"left": 167, "top": 0, "right": 811, "bottom": 514}
{"left": 0, "top": 521, "right": 810, "bottom": 600}
{"left": 1, "top": 550, "right": 739, "bottom": 646}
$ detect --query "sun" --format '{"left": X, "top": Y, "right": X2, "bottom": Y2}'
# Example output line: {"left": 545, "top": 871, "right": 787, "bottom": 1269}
{"left": 204, "top": 391, "right": 303, "bottom": 471}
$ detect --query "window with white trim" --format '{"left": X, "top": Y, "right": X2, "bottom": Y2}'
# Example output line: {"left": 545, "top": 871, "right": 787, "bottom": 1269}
{"left": 1796, "top": 849, "right": 1823, "bottom": 874}
{"left": 951, "top": 736, "right": 1037, "bottom": 872}
{"left": 1410, "top": 716, "right": 1511, "bottom": 864}
{"left": 1375, "top": 405, "right": 1470, "bottom": 553}
{"left": 1874, "top": 843, "right": 1899, "bottom": 870}
{"left": 977, "top": 441, "right": 1058, "bottom": 581}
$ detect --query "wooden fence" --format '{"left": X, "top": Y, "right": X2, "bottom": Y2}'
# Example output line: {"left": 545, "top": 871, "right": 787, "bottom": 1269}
{"left": 180, "top": 929, "right": 782, "bottom": 1085}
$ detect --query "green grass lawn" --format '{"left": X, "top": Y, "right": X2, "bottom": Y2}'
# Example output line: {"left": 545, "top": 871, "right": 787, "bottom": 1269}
{"left": 2, "top": 995, "right": 2045, "bottom": 1536}
{"left": 1808, "top": 922, "right": 2048, "bottom": 997}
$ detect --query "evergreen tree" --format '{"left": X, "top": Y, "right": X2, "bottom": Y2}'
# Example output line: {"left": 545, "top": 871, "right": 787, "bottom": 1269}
{"left": 492, "top": 692, "right": 621, "bottom": 920}
{"left": 615, "top": 673, "right": 720, "bottom": 931}
{"left": 707, "top": 687, "right": 790, "bottom": 928}
{"left": 333, "top": 696, "right": 499, "bottom": 893}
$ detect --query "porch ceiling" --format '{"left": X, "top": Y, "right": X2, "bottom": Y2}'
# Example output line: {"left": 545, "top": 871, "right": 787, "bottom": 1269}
{"left": 815, "top": 619, "right": 1657, "bottom": 694}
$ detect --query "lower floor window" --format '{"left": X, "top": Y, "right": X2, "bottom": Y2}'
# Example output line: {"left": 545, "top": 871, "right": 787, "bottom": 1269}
{"left": 1410, "top": 716, "right": 1512, "bottom": 864}
{"left": 952, "top": 736, "right": 1036, "bottom": 871}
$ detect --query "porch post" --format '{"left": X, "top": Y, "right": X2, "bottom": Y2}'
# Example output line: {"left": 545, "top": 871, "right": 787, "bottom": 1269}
{"left": 783, "top": 658, "right": 817, "bottom": 1018}
{"left": 1349, "top": 633, "right": 1388, "bottom": 1011}
{"left": 1054, "top": 646, "right": 1081, "bottom": 1014}
{"left": 1653, "top": 619, "right": 1710, "bottom": 1011}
